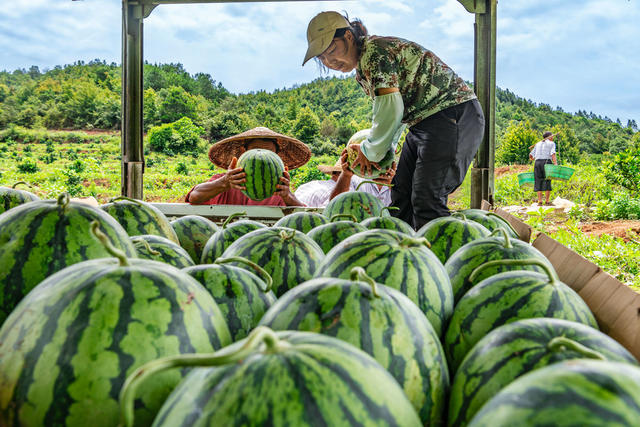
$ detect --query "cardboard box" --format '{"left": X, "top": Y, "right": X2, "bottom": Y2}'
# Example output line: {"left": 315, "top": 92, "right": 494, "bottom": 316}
{"left": 487, "top": 204, "right": 640, "bottom": 360}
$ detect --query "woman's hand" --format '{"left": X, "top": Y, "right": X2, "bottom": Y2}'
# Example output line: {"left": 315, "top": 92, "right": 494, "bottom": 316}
{"left": 348, "top": 143, "right": 379, "bottom": 177}
{"left": 223, "top": 157, "right": 246, "bottom": 191}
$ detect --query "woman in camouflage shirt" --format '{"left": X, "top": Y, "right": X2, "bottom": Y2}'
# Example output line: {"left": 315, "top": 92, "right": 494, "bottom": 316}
{"left": 303, "top": 11, "right": 485, "bottom": 230}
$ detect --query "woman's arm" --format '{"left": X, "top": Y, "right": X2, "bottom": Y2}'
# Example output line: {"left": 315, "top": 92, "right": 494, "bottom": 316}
{"left": 330, "top": 150, "right": 355, "bottom": 200}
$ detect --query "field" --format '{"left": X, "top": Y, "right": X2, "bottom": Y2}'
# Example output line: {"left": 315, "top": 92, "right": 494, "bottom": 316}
{"left": 2, "top": 128, "right": 639, "bottom": 290}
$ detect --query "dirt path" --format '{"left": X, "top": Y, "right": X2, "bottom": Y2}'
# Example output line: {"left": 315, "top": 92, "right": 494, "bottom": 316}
{"left": 580, "top": 220, "right": 640, "bottom": 241}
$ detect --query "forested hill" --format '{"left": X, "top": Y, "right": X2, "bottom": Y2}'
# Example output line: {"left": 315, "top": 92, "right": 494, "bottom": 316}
{"left": 1, "top": 60, "right": 637, "bottom": 161}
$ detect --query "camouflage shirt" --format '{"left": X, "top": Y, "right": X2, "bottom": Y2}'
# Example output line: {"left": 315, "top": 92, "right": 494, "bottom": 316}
{"left": 356, "top": 36, "right": 477, "bottom": 127}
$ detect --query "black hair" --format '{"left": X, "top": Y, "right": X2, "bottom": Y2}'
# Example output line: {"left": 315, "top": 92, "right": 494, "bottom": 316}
{"left": 313, "top": 13, "right": 368, "bottom": 74}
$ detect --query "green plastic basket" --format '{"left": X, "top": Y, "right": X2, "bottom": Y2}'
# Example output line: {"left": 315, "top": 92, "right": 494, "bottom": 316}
{"left": 544, "top": 164, "right": 575, "bottom": 181}
{"left": 517, "top": 172, "right": 535, "bottom": 187}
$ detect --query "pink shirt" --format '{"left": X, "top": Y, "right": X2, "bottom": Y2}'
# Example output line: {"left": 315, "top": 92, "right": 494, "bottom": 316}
{"left": 185, "top": 174, "right": 286, "bottom": 206}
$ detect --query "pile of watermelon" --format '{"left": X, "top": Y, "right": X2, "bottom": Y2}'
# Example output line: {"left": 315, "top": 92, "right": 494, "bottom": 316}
{"left": 1, "top": 191, "right": 639, "bottom": 426}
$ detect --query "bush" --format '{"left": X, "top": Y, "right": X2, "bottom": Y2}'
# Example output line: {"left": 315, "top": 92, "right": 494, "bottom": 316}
{"left": 148, "top": 117, "right": 203, "bottom": 155}
{"left": 605, "top": 142, "right": 640, "bottom": 196}
{"left": 176, "top": 161, "right": 189, "bottom": 175}
{"left": 496, "top": 121, "right": 538, "bottom": 165}
{"left": 17, "top": 159, "right": 39, "bottom": 173}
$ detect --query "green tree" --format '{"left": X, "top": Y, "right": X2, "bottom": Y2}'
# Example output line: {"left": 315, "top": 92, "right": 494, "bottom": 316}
{"left": 148, "top": 117, "right": 203, "bottom": 155}
{"left": 605, "top": 133, "right": 640, "bottom": 195}
{"left": 293, "top": 106, "right": 320, "bottom": 144}
{"left": 496, "top": 121, "right": 538, "bottom": 165}
{"left": 157, "top": 86, "right": 197, "bottom": 123}
{"left": 550, "top": 124, "right": 580, "bottom": 164}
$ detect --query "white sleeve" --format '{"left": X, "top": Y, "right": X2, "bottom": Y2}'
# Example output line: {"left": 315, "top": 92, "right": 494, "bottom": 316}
{"left": 360, "top": 92, "right": 405, "bottom": 162}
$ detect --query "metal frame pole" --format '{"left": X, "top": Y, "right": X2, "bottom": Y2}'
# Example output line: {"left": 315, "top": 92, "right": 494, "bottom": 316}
{"left": 121, "top": 1, "right": 145, "bottom": 199}
{"left": 470, "top": 0, "right": 496, "bottom": 208}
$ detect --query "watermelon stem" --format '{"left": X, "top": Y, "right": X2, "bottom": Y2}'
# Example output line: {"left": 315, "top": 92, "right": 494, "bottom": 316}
{"left": 330, "top": 213, "right": 358, "bottom": 222}
{"left": 488, "top": 227, "right": 512, "bottom": 248}
{"left": 469, "top": 258, "right": 558, "bottom": 284}
{"left": 547, "top": 336, "right": 606, "bottom": 360}
{"left": 90, "top": 221, "right": 130, "bottom": 266}
{"left": 452, "top": 212, "right": 467, "bottom": 221}
{"left": 349, "top": 267, "right": 380, "bottom": 298}
{"left": 222, "top": 211, "right": 247, "bottom": 229}
{"left": 486, "top": 212, "right": 519, "bottom": 236}
{"left": 382, "top": 206, "right": 400, "bottom": 212}
{"left": 57, "top": 192, "right": 70, "bottom": 210}
{"left": 279, "top": 228, "right": 297, "bottom": 241}
{"left": 118, "top": 326, "right": 285, "bottom": 427}
{"left": 401, "top": 236, "right": 431, "bottom": 248}
{"left": 131, "top": 237, "right": 161, "bottom": 256}
{"left": 355, "top": 180, "right": 393, "bottom": 191}
{"left": 216, "top": 256, "right": 274, "bottom": 292}
{"left": 12, "top": 181, "right": 32, "bottom": 189}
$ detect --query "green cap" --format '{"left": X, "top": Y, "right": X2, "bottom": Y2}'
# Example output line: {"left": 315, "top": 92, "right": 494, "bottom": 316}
{"left": 302, "top": 11, "right": 350, "bottom": 66}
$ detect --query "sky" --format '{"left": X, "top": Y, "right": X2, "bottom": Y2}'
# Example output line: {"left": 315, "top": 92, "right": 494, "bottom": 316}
{"left": 1, "top": 0, "right": 639, "bottom": 124}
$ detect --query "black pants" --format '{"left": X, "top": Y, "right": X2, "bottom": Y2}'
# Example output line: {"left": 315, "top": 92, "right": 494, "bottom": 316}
{"left": 534, "top": 159, "right": 552, "bottom": 191}
{"left": 391, "top": 99, "right": 485, "bottom": 230}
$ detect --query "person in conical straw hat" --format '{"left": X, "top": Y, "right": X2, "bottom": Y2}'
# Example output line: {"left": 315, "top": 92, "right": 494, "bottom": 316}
{"left": 185, "top": 127, "right": 311, "bottom": 206}
{"left": 294, "top": 158, "right": 356, "bottom": 207}
{"left": 303, "top": 11, "right": 484, "bottom": 230}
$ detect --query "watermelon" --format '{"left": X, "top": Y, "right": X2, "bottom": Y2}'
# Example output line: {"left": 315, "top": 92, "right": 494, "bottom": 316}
{"left": 314, "top": 229, "right": 453, "bottom": 337}
{"left": 416, "top": 213, "right": 491, "bottom": 264}
{"left": 259, "top": 270, "right": 449, "bottom": 425}
{"left": 458, "top": 209, "right": 519, "bottom": 239}
{"left": 468, "top": 360, "right": 640, "bottom": 426}
{"left": 448, "top": 318, "right": 638, "bottom": 426}
{"left": 323, "top": 183, "right": 387, "bottom": 222}
{"left": 306, "top": 215, "right": 367, "bottom": 254}
{"left": 132, "top": 234, "right": 195, "bottom": 269}
{"left": 200, "top": 212, "right": 266, "bottom": 263}
{"left": 445, "top": 227, "right": 552, "bottom": 302}
{"left": 0, "top": 226, "right": 231, "bottom": 427}
{"left": 101, "top": 196, "right": 179, "bottom": 244}
{"left": 184, "top": 256, "right": 277, "bottom": 342}
{"left": 0, "top": 181, "right": 40, "bottom": 214}
{"left": 236, "top": 148, "right": 284, "bottom": 201}
{"left": 444, "top": 258, "right": 598, "bottom": 374}
{"left": 128, "top": 328, "right": 422, "bottom": 427}
{"left": 345, "top": 128, "right": 395, "bottom": 179}
{"left": 273, "top": 211, "right": 329, "bottom": 233}
{"left": 170, "top": 215, "right": 218, "bottom": 263}
{"left": 361, "top": 215, "right": 414, "bottom": 234}
{"left": 0, "top": 193, "right": 136, "bottom": 325}
{"left": 221, "top": 227, "right": 324, "bottom": 297}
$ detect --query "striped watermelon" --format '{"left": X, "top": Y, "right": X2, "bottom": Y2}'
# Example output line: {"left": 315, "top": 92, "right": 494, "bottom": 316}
{"left": 259, "top": 270, "right": 449, "bottom": 425}
{"left": 345, "top": 128, "right": 396, "bottom": 179}
{"left": 273, "top": 211, "right": 329, "bottom": 233}
{"left": 314, "top": 229, "right": 453, "bottom": 337}
{"left": 132, "top": 234, "right": 195, "bottom": 268}
{"left": 444, "top": 259, "right": 598, "bottom": 373}
{"left": 449, "top": 318, "right": 638, "bottom": 426}
{"left": 445, "top": 227, "right": 551, "bottom": 302}
{"left": 236, "top": 148, "right": 284, "bottom": 201}
{"left": 184, "top": 256, "right": 277, "bottom": 342}
{"left": 416, "top": 213, "right": 491, "bottom": 264}
{"left": 468, "top": 360, "right": 640, "bottom": 426}
{"left": 0, "top": 246, "right": 231, "bottom": 426}
{"left": 323, "top": 183, "right": 386, "bottom": 222}
{"left": 221, "top": 227, "right": 324, "bottom": 297}
{"left": 101, "top": 196, "right": 179, "bottom": 244}
{"left": 170, "top": 215, "right": 218, "bottom": 263}
{"left": 200, "top": 212, "right": 266, "bottom": 263}
{"left": 0, "top": 193, "right": 136, "bottom": 325}
{"left": 458, "top": 209, "right": 519, "bottom": 239}
{"left": 361, "top": 215, "right": 414, "bottom": 234}
{"left": 0, "top": 182, "right": 40, "bottom": 214}
{"left": 306, "top": 214, "right": 367, "bottom": 254}
{"left": 135, "top": 328, "right": 422, "bottom": 426}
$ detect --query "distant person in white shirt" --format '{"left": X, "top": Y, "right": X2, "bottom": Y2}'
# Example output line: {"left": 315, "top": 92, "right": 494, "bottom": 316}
{"left": 529, "top": 131, "right": 557, "bottom": 206}
{"left": 294, "top": 159, "right": 357, "bottom": 207}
